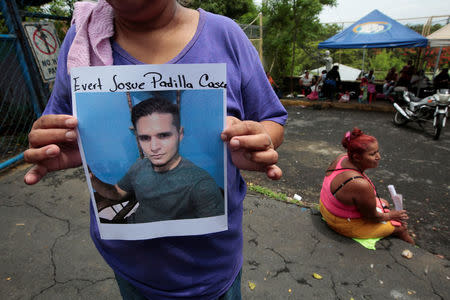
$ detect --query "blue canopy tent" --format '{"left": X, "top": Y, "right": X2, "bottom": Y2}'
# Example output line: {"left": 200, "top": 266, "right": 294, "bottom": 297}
{"left": 318, "top": 9, "right": 427, "bottom": 49}
{"left": 318, "top": 10, "right": 428, "bottom": 75}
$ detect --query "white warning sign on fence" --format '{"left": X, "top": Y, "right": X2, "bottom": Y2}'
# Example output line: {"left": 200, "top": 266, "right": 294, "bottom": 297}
{"left": 22, "top": 22, "right": 61, "bottom": 82}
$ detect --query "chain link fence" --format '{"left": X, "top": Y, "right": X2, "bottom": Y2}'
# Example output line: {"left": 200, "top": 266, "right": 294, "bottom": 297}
{"left": 0, "top": 0, "right": 69, "bottom": 170}
{"left": 0, "top": 34, "right": 37, "bottom": 165}
{"left": 239, "top": 13, "right": 264, "bottom": 65}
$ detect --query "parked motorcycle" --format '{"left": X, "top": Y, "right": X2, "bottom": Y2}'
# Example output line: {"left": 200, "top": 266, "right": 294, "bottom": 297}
{"left": 393, "top": 89, "right": 450, "bottom": 140}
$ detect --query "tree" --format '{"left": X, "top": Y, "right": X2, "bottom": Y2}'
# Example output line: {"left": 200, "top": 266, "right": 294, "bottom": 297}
{"left": 261, "top": 0, "right": 336, "bottom": 93}
{"left": 24, "top": 0, "right": 74, "bottom": 40}
{"left": 407, "top": 23, "right": 443, "bottom": 35}
{"left": 24, "top": 0, "right": 74, "bottom": 17}
{"left": 184, "top": 0, "right": 257, "bottom": 22}
{"left": 366, "top": 49, "right": 405, "bottom": 77}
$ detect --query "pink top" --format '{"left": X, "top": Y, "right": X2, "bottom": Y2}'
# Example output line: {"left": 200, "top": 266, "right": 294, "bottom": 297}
{"left": 320, "top": 155, "right": 385, "bottom": 219}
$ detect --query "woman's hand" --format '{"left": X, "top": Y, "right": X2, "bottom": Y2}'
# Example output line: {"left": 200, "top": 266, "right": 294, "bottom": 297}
{"left": 221, "top": 117, "right": 283, "bottom": 180}
{"left": 386, "top": 210, "right": 409, "bottom": 222}
{"left": 24, "top": 114, "right": 82, "bottom": 185}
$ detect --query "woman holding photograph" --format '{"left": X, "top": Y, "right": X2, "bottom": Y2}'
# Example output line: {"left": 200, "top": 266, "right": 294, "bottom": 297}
{"left": 23, "top": 0, "right": 287, "bottom": 299}
{"left": 319, "top": 128, "right": 414, "bottom": 245}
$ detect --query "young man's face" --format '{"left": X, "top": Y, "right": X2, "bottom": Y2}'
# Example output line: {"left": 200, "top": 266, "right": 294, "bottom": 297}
{"left": 136, "top": 113, "right": 183, "bottom": 172}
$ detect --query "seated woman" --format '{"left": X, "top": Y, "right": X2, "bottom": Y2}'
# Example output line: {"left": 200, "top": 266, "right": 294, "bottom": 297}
{"left": 319, "top": 128, "right": 414, "bottom": 244}
{"left": 383, "top": 67, "right": 398, "bottom": 100}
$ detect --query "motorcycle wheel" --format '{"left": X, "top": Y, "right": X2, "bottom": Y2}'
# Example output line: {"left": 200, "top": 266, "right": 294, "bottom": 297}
{"left": 393, "top": 111, "right": 408, "bottom": 126}
{"left": 433, "top": 114, "right": 444, "bottom": 140}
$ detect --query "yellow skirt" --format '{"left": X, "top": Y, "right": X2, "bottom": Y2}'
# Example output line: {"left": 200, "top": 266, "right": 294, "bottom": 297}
{"left": 319, "top": 200, "right": 395, "bottom": 239}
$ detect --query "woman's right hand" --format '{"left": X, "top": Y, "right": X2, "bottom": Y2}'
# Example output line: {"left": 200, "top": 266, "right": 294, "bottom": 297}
{"left": 24, "top": 114, "right": 82, "bottom": 185}
{"left": 387, "top": 210, "right": 409, "bottom": 222}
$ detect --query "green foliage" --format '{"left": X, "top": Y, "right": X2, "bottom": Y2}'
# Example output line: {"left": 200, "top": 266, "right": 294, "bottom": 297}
{"left": 261, "top": 0, "right": 337, "bottom": 92}
{"left": 0, "top": 18, "right": 8, "bottom": 34}
{"left": 247, "top": 183, "right": 289, "bottom": 201}
{"left": 1, "top": 0, "right": 72, "bottom": 35}
{"left": 24, "top": 0, "right": 73, "bottom": 16}
{"left": 334, "top": 48, "right": 364, "bottom": 69}
{"left": 23, "top": 0, "right": 73, "bottom": 41}
{"left": 186, "top": 0, "right": 257, "bottom": 22}
{"left": 368, "top": 49, "right": 404, "bottom": 74}
{"left": 247, "top": 183, "right": 310, "bottom": 207}
{"left": 407, "top": 23, "right": 443, "bottom": 35}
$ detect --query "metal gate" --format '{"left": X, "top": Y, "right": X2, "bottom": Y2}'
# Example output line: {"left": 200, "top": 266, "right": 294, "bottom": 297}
{"left": 0, "top": 0, "right": 69, "bottom": 170}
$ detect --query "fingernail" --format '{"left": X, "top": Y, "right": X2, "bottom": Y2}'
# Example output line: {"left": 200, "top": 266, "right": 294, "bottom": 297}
{"left": 230, "top": 139, "right": 239, "bottom": 148}
{"left": 66, "top": 130, "right": 76, "bottom": 140}
{"left": 46, "top": 148, "right": 57, "bottom": 156}
{"left": 221, "top": 133, "right": 227, "bottom": 141}
{"left": 65, "top": 118, "right": 77, "bottom": 127}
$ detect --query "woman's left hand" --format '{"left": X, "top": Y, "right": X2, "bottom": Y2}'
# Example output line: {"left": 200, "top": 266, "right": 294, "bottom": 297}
{"left": 388, "top": 210, "right": 409, "bottom": 222}
{"left": 221, "top": 117, "right": 282, "bottom": 180}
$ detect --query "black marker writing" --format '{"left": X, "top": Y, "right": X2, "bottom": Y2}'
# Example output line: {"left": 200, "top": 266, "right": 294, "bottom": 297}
{"left": 143, "top": 72, "right": 194, "bottom": 89}
{"left": 109, "top": 74, "right": 146, "bottom": 92}
{"left": 199, "top": 73, "right": 227, "bottom": 88}
{"left": 73, "top": 76, "right": 103, "bottom": 92}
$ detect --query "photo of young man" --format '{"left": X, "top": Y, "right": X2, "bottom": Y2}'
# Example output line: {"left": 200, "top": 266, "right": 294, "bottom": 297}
{"left": 90, "top": 97, "right": 224, "bottom": 224}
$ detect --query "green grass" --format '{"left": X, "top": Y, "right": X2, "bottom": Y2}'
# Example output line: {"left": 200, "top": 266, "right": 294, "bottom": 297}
{"left": 246, "top": 182, "right": 314, "bottom": 207}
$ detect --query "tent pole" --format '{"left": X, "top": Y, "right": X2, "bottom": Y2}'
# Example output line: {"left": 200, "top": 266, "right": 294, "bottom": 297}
{"left": 433, "top": 47, "right": 443, "bottom": 79}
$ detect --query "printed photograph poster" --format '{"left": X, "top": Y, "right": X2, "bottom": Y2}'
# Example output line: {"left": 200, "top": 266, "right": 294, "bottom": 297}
{"left": 71, "top": 64, "right": 227, "bottom": 240}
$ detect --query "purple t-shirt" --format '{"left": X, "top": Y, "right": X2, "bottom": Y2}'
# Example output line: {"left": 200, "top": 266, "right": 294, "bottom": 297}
{"left": 45, "top": 9, "right": 287, "bottom": 299}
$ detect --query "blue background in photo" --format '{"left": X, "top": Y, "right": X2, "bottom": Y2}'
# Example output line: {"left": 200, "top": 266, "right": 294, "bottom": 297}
{"left": 76, "top": 89, "right": 224, "bottom": 188}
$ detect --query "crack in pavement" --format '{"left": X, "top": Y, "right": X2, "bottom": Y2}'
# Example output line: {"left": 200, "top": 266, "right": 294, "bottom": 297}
{"left": 295, "top": 277, "right": 312, "bottom": 287}
{"left": 24, "top": 201, "right": 72, "bottom": 300}
{"left": 247, "top": 224, "right": 258, "bottom": 235}
{"left": 271, "top": 266, "right": 289, "bottom": 278}
{"left": 247, "top": 260, "right": 260, "bottom": 270}
{"left": 309, "top": 232, "right": 321, "bottom": 256}
{"left": 329, "top": 273, "right": 339, "bottom": 299}
{"left": 331, "top": 271, "right": 371, "bottom": 299}
{"left": 265, "top": 247, "right": 292, "bottom": 265}
{"left": 31, "top": 282, "right": 57, "bottom": 300}
{"left": 30, "top": 277, "right": 115, "bottom": 299}
{"left": 246, "top": 224, "right": 259, "bottom": 247}
{"left": 380, "top": 239, "right": 446, "bottom": 299}
{"left": 248, "top": 238, "right": 258, "bottom": 247}
{"left": 356, "top": 279, "right": 366, "bottom": 288}
{"left": 264, "top": 247, "right": 308, "bottom": 287}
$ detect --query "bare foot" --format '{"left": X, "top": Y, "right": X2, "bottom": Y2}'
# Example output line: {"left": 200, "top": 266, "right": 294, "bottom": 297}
{"left": 394, "top": 226, "right": 415, "bottom": 245}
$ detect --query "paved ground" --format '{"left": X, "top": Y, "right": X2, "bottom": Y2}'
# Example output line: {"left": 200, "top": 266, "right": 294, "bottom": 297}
{"left": 1, "top": 99, "right": 449, "bottom": 299}
{"left": 1, "top": 166, "right": 449, "bottom": 299}
{"left": 243, "top": 99, "right": 450, "bottom": 258}
{"left": 242, "top": 193, "right": 449, "bottom": 300}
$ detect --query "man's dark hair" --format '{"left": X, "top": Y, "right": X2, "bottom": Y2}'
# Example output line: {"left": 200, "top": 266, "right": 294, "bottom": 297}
{"left": 131, "top": 96, "right": 180, "bottom": 130}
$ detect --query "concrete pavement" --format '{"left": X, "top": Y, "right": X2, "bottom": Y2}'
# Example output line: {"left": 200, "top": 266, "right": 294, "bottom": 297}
{"left": 1, "top": 165, "right": 449, "bottom": 299}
